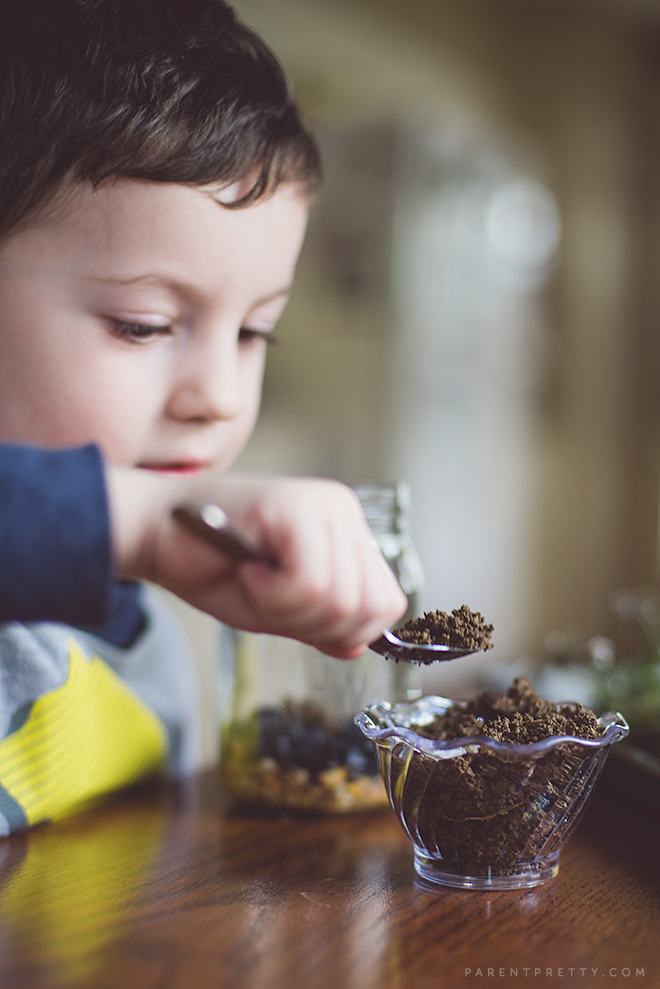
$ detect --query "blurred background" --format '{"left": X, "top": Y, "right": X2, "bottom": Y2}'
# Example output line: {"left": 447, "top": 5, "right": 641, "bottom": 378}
{"left": 176, "top": 0, "right": 660, "bottom": 763}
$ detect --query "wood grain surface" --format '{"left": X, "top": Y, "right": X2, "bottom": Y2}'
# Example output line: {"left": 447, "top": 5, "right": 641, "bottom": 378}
{"left": 0, "top": 771, "right": 657, "bottom": 989}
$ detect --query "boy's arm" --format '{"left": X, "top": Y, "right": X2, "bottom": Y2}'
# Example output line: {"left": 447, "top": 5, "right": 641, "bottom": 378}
{"left": 0, "top": 444, "right": 113, "bottom": 624}
{"left": 0, "top": 443, "right": 406, "bottom": 656}
{"left": 107, "top": 467, "right": 407, "bottom": 660}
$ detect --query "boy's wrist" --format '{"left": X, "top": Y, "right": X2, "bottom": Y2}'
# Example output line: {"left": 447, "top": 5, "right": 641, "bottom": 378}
{"left": 107, "top": 467, "right": 246, "bottom": 583}
{"left": 105, "top": 466, "right": 186, "bottom": 582}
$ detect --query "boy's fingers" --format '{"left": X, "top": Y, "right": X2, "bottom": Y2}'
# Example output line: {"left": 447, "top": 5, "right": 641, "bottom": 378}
{"left": 240, "top": 521, "right": 407, "bottom": 655}
{"left": 143, "top": 472, "right": 408, "bottom": 653}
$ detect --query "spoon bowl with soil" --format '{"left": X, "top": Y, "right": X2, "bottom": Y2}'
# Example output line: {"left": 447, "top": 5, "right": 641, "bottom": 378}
{"left": 356, "top": 676, "right": 628, "bottom": 889}
{"left": 369, "top": 605, "right": 494, "bottom": 665}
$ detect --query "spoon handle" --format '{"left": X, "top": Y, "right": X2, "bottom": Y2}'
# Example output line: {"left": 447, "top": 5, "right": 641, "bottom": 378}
{"left": 172, "top": 503, "right": 279, "bottom": 568}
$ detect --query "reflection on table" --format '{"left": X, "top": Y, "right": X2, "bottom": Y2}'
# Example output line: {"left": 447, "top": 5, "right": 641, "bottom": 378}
{"left": 0, "top": 771, "right": 657, "bottom": 988}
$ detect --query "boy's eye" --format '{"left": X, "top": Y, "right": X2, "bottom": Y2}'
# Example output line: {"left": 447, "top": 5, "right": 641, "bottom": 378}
{"left": 239, "top": 327, "right": 279, "bottom": 346}
{"left": 108, "top": 319, "right": 173, "bottom": 343}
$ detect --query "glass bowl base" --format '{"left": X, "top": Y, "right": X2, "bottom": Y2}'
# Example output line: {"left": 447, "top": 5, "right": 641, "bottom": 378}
{"left": 413, "top": 849, "right": 560, "bottom": 890}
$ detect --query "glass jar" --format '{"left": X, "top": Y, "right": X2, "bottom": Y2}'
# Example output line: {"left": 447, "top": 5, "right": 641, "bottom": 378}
{"left": 218, "top": 482, "right": 424, "bottom": 814}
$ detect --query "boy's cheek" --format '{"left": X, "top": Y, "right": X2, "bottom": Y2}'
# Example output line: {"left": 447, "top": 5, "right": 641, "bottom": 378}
{"left": 217, "top": 403, "right": 263, "bottom": 470}
{"left": 214, "top": 375, "right": 265, "bottom": 470}
{"left": 0, "top": 359, "right": 152, "bottom": 462}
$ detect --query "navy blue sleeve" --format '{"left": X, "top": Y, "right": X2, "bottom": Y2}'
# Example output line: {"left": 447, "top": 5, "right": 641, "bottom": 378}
{"left": 0, "top": 444, "right": 113, "bottom": 625}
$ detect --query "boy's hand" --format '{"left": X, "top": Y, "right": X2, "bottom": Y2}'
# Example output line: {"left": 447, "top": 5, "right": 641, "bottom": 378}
{"left": 107, "top": 468, "right": 408, "bottom": 659}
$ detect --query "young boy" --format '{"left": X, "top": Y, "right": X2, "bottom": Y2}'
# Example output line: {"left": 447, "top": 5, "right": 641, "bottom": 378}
{"left": 0, "top": 0, "right": 406, "bottom": 834}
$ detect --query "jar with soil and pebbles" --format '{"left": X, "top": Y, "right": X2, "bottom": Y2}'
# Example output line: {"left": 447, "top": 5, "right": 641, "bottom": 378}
{"left": 218, "top": 482, "right": 425, "bottom": 815}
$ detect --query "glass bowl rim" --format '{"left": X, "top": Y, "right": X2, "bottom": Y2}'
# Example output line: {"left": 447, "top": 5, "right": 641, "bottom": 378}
{"left": 355, "top": 694, "right": 629, "bottom": 756}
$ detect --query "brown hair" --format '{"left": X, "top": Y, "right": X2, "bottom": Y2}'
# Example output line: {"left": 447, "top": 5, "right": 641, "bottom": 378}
{"left": 0, "top": 0, "right": 321, "bottom": 239}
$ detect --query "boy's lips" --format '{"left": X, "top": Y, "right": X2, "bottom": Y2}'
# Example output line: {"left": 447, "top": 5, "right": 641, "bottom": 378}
{"left": 138, "top": 461, "right": 212, "bottom": 476}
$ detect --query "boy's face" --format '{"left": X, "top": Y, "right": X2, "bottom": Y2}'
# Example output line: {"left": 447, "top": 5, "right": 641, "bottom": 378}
{"left": 0, "top": 178, "right": 309, "bottom": 473}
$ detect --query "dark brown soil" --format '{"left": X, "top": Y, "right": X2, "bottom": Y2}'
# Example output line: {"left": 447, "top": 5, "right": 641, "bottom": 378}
{"left": 414, "top": 675, "right": 603, "bottom": 743}
{"left": 395, "top": 606, "right": 493, "bottom": 652}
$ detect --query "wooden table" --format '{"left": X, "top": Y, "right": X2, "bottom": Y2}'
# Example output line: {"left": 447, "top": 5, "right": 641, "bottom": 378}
{"left": 0, "top": 771, "right": 657, "bottom": 989}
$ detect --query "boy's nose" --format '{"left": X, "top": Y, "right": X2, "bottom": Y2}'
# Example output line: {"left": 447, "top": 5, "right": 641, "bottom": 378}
{"left": 167, "top": 336, "right": 245, "bottom": 423}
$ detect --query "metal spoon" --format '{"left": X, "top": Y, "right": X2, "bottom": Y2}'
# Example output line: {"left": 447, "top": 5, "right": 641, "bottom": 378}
{"left": 172, "top": 503, "right": 279, "bottom": 568}
{"left": 173, "top": 503, "right": 474, "bottom": 665}
{"left": 368, "top": 629, "right": 478, "bottom": 665}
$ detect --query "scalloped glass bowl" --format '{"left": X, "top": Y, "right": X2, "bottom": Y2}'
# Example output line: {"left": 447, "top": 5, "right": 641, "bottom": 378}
{"left": 356, "top": 695, "right": 629, "bottom": 890}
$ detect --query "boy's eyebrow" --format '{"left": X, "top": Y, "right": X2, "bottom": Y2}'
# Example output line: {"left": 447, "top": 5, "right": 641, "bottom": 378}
{"left": 87, "top": 274, "right": 292, "bottom": 307}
